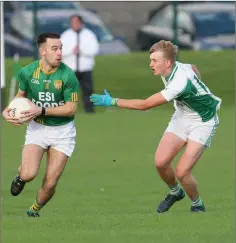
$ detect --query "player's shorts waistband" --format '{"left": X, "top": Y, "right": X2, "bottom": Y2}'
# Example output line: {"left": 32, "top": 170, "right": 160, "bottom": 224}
{"left": 29, "top": 120, "right": 75, "bottom": 130}
{"left": 174, "top": 109, "right": 219, "bottom": 123}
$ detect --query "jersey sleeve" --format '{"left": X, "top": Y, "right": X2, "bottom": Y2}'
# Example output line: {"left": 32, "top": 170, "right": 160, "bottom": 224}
{"left": 161, "top": 73, "right": 189, "bottom": 102}
{"left": 64, "top": 71, "right": 80, "bottom": 102}
{"left": 18, "top": 69, "right": 28, "bottom": 91}
{"left": 176, "top": 61, "right": 192, "bottom": 69}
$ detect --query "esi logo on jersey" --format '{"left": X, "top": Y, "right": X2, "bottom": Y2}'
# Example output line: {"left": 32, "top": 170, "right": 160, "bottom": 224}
{"left": 31, "top": 79, "right": 40, "bottom": 84}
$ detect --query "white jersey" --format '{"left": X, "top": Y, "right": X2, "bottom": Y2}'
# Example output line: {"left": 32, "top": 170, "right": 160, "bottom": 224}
{"left": 161, "top": 61, "right": 222, "bottom": 122}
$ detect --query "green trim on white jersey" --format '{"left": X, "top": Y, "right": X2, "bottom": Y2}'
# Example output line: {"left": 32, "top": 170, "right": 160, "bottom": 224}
{"left": 205, "top": 115, "right": 219, "bottom": 147}
{"left": 166, "top": 63, "right": 178, "bottom": 82}
{"left": 175, "top": 76, "right": 221, "bottom": 121}
{"left": 161, "top": 62, "right": 222, "bottom": 122}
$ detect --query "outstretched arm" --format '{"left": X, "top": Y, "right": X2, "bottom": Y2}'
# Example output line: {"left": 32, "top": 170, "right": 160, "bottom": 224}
{"left": 116, "top": 92, "right": 168, "bottom": 110}
{"left": 90, "top": 90, "right": 168, "bottom": 110}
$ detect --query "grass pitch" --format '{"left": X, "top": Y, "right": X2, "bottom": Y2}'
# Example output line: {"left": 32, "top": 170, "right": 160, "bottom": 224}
{"left": 2, "top": 51, "right": 234, "bottom": 243}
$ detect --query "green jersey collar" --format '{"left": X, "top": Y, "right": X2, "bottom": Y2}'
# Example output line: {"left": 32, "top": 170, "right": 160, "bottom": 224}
{"left": 165, "top": 62, "right": 178, "bottom": 82}
{"left": 39, "top": 60, "right": 58, "bottom": 74}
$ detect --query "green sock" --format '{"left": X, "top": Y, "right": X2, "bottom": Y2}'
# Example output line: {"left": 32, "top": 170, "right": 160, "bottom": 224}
{"left": 29, "top": 199, "right": 44, "bottom": 213}
{"left": 192, "top": 196, "right": 203, "bottom": 207}
{"left": 169, "top": 183, "right": 181, "bottom": 195}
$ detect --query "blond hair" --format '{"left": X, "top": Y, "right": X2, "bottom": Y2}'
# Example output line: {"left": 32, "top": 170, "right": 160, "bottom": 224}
{"left": 149, "top": 40, "right": 178, "bottom": 63}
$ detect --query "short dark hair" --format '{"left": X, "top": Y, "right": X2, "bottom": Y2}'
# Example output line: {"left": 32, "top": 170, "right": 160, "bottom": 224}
{"left": 36, "top": 32, "right": 60, "bottom": 47}
{"left": 70, "top": 14, "right": 83, "bottom": 23}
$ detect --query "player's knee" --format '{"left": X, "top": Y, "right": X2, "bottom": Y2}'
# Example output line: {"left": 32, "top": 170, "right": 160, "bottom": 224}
{"left": 155, "top": 157, "right": 169, "bottom": 170}
{"left": 19, "top": 170, "right": 37, "bottom": 182}
{"left": 176, "top": 168, "right": 190, "bottom": 182}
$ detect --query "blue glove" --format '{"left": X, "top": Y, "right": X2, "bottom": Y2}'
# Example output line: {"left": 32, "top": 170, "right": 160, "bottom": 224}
{"left": 90, "top": 89, "right": 118, "bottom": 107}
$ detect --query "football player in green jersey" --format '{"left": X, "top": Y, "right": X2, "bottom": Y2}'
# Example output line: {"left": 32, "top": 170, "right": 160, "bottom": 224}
{"left": 2, "top": 33, "right": 79, "bottom": 217}
{"left": 90, "top": 40, "right": 222, "bottom": 213}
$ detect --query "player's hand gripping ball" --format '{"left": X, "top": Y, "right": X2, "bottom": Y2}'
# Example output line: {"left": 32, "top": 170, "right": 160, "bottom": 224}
{"left": 8, "top": 97, "right": 32, "bottom": 123}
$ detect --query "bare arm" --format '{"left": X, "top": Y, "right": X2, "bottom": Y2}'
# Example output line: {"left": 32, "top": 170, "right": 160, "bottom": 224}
{"left": 191, "top": 64, "right": 201, "bottom": 79}
{"left": 45, "top": 101, "right": 78, "bottom": 117}
{"left": 117, "top": 92, "right": 168, "bottom": 110}
{"left": 20, "top": 101, "right": 78, "bottom": 123}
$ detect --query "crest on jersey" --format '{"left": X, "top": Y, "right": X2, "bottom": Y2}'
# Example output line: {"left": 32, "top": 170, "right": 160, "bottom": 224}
{"left": 54, "top": 80, "right": 62, "bottom": 90}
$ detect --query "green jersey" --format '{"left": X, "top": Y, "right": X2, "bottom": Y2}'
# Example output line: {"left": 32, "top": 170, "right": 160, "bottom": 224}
{"left": 161, "top": 61, "right": 222, "bottom": 122}
{"left": 18, "top": 60, "right": 79, "bottom": 126}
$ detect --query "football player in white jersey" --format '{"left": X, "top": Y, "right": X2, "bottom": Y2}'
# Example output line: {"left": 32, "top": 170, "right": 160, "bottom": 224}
{"left": 90, "top": 40, "right": 221, "bottom": 213}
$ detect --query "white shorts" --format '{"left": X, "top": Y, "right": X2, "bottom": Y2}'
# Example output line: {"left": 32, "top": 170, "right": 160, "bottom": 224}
{"left": 24, "top": 120, "right": 76, "bottom": 157}
{"left": 165, "top": 112, "right": 219, "bottom": 147}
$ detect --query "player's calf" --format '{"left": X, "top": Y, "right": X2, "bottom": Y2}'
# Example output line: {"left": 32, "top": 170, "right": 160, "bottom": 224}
{"left": 26, "top": 179, "right": 57, "bottom": 217}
